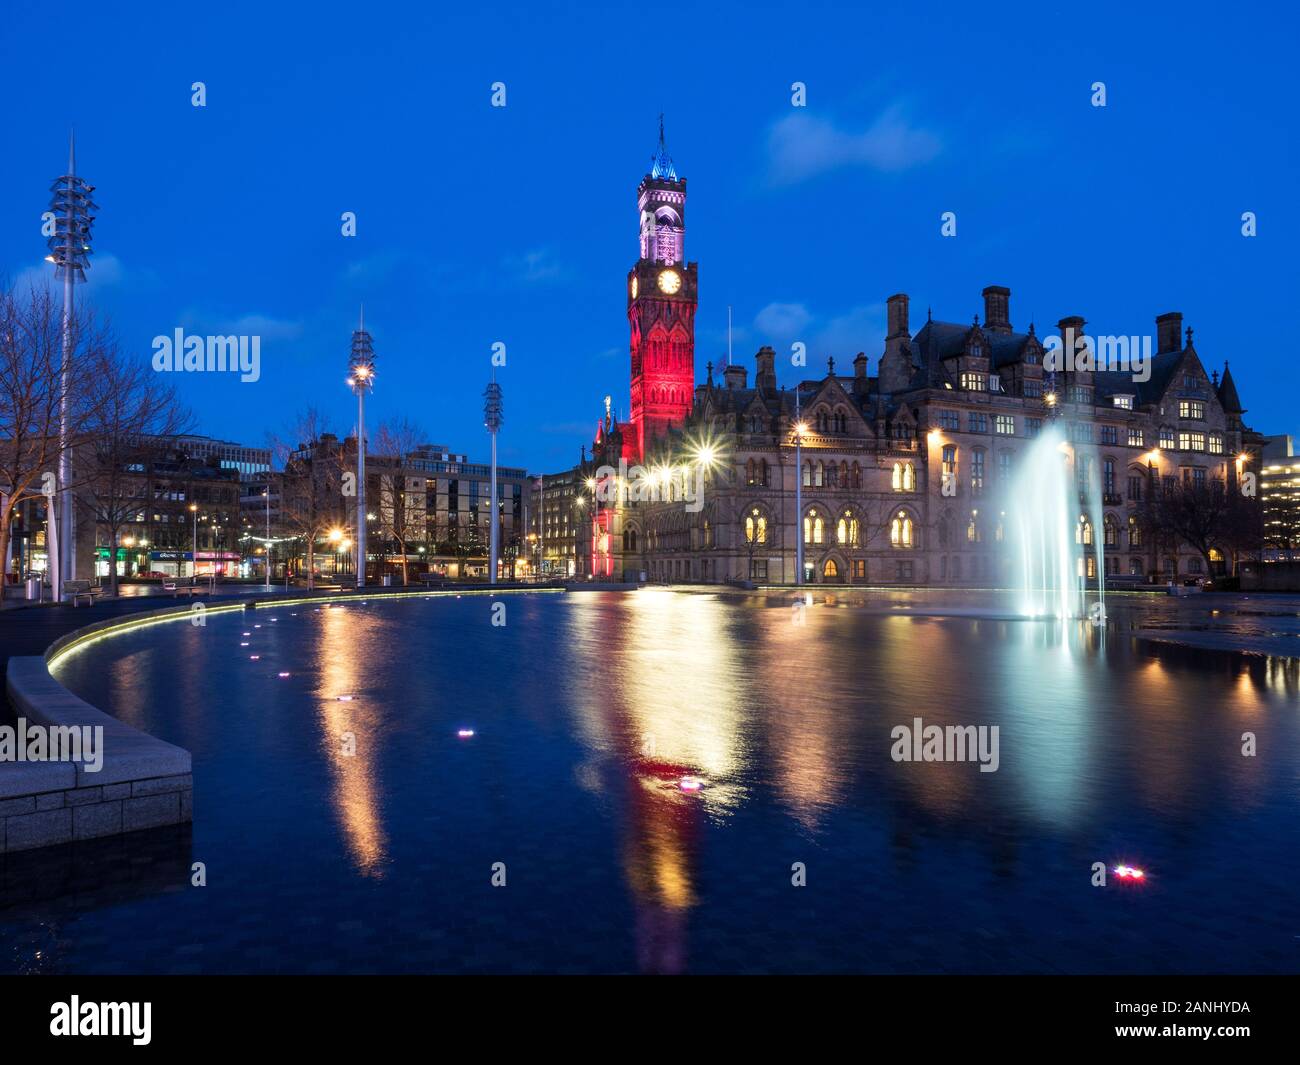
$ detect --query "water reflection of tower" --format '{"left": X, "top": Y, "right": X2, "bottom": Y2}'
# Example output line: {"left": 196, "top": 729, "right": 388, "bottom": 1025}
{"left": 620, "top": 742, "right": 703, "bottom": 974}
{"left": 566, "top": 593, "right": 746, "bottom": 972}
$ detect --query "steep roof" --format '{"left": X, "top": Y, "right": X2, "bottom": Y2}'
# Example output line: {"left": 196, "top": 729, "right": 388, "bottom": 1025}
{"left": 1218, "top": 361, "right": 1244, "bottom": 414}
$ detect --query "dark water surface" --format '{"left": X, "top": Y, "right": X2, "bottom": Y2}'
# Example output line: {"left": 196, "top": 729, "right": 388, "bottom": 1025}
{"left": 4, "top": 589, "right": 1298, "bottom": 973}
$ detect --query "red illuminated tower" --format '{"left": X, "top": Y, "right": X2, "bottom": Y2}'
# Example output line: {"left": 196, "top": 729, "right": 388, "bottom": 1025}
{"left": 627, "top": 117, "right": 697, "bottom": 461}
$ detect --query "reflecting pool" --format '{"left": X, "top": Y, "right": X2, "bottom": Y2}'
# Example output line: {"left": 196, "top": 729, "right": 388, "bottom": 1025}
{"left": 3, "top": 590, "right": 1298, "bottom": 973}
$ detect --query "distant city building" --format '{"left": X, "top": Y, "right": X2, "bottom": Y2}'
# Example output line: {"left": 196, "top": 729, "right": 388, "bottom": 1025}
{"left": 1261, "top": 435, "right": 1299, "bottom": 561}
{"left": 160, "top": 434, "right": 271, "bottom": 481}
{"left": 528, "top": 466, "right": 591, "bottom": 578}
{"left": 277, "top": 433, "right": 531, "bottom": 580}
{"left": 85, "top": 442, "right": 242, "bottom": 578}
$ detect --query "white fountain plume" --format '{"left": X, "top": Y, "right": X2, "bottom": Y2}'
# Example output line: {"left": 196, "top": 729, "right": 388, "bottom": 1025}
{"left": 1009, "top": 424, "right": 1104, "bottom": 619}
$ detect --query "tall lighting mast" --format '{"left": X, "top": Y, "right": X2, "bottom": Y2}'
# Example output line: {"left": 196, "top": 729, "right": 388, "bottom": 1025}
{"left": 484, "top": 376, "right": 504, "bottom": 585}
{"left": 45, "top": 132, "right": 96, "bottom": 600}
{"left": 347, "top": 309, "right": 375, "bottom": 588}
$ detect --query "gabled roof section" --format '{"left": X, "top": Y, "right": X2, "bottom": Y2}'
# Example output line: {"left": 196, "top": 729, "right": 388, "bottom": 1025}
{"left": 1218, "top": 361, "right": 1244, "bottom": 414}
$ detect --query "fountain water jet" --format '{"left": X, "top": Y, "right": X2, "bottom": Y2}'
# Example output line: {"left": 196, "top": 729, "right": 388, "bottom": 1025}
{"left": 1008, "top": 424, "right": 1105, "bottom": 619}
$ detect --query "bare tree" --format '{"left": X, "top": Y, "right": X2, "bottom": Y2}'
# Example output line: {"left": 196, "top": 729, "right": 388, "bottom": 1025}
{"left": 76, "top": 345, "right": 192, "bottom": 595}
{"left": 270, "top": 409, "right": 347, "bottom": 590}
{"left": 1138, "top": 473, "right": 1263, "bottom": 578}
{"left": 371, "top": 418, "right": 425, "bottom": 585}
{"left": 0, "top": 282, "right": 105, "bottom": 586}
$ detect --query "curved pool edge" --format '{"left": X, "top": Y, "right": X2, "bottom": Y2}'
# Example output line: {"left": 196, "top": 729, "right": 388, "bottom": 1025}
{"left": 3, "top": 585, "right": 564, "bottom": 854}
{"left": 4, "top": 655, "right": 193, "bottom": 854}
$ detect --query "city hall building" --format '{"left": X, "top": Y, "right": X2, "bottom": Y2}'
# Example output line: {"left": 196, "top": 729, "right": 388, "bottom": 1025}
{"left": 550, "top": 126, "right": 1262, "bottom": 586}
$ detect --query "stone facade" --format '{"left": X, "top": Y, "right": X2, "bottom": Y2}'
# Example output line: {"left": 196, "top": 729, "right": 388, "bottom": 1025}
{"left": 588, "top": 289, "right": 1261, "bottom": 586}
{"left": 548, "top": 129, "right": 1262, "bottom": 588}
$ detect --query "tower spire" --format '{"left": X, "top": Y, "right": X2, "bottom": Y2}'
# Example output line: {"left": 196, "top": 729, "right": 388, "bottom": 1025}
{"left": 650, "top": 114, "right": 677, "bottom": 180}
{"left": 69, "top": 128, "right": 76, "bottom": 176}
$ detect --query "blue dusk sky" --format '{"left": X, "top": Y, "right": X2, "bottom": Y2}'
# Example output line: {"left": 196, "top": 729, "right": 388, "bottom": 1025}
{"left": 1, "top": 0, "right": 1295, "bottom": 472}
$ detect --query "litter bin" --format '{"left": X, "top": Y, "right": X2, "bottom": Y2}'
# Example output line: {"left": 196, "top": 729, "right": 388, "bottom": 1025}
{"left": 25, "top": 577, "right": 42, "bottom": 600}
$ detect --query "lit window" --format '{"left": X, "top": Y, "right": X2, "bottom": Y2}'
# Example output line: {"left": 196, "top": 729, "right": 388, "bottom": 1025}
{"left": 890, "top": 512, "right": 914, "bottom": 548}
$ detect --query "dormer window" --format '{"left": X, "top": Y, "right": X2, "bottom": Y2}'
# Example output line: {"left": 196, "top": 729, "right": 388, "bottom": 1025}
{"left": 1112, "top": 395, "right": 1134, "bottom": 410}
{"left": 960, "top": 372, "right": 986, "bottom": 392}
{"left": 970, "top": 343, "right": 983, "bottom": 358}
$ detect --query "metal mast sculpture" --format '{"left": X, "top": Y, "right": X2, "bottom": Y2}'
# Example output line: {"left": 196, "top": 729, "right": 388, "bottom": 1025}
{"left": 484, "top": 376, "right": 504, "bottom": 584}
{"left": 45, "top": 131, "right": 96, "bottom": 600}
{"left": 347, "top": 309, "right": 375, "bottom": 588}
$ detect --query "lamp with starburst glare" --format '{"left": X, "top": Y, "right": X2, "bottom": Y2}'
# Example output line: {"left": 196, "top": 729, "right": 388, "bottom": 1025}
{"left": 347, "top": 310, "right": 375, "bottom": 588}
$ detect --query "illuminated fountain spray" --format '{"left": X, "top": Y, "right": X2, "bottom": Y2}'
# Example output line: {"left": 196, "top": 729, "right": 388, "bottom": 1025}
{"left": 1008, "top": 422, "right": 1105, "bottom": 620}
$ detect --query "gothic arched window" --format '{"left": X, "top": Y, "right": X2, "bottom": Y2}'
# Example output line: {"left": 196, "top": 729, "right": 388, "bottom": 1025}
{"left": 891, "top": 511, "right": 914, "bottom": 548}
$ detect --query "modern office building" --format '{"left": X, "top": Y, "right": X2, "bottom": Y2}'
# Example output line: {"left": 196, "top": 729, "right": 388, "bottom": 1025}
{"left": 1261, "top": 435, "right": 1299, "bottom": 561}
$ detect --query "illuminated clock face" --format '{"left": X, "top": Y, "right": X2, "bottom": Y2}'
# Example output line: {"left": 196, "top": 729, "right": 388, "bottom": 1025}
{"left": 630, "top": 276, "right": 638, "bottom": 299}
{"left": 658, "top": 269, "right": 681, "bottom": 295}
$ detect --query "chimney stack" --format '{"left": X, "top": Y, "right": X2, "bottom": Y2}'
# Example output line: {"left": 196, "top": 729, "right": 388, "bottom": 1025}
{"left": 755, "top": 346, "right": 776, "bottom": 396}
{"left": 1156, "top": 312, "right": 1183, "bottom": 354}
{"left": 852, "top": 352, "right": 868, "bottom": 397}
{"left": 723, "top": 363, "right": 748, "bottom": 390}
{"left": 982, "top": 286, "right": 1012, "bottom": 334}
{"left": 886, "top": 293, "right": 909, "bottom": 339}
{"left": 879, "top": 294, "right": 913, "bottom": 394}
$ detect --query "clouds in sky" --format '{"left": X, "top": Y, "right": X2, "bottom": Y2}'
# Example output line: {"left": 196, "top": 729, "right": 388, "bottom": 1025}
{"left": 766, "top": 107, "right": 942, "bottom": 186}
{"left": 751, "top": 301, "right": 886, "bottom": 368}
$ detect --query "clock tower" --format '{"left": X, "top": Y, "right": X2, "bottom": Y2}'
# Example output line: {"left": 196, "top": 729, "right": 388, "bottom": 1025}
{"left": 627, "top": 118, "right": 697, "bottom": 461}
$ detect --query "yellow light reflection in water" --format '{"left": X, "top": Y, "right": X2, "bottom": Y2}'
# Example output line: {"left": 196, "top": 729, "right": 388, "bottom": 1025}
{"left": 563, "top": 589, "right": 753, "bottom": 972}
{"left": 314, "top": 605, "right": 388, "bottom": 876}
{"left": 756, "top": 596, "right": 853, "bottom": 828}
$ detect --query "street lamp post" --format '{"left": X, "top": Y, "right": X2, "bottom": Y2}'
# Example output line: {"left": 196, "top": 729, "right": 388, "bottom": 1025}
{"left": 263, "top": 487, "right": 271, "bottom": 591}
{"left": 484, "top": 377, "right": 504, "bottom": 585}
{"left": 45, "top": 132, "right": 97, "bottom": 601}
{"left": 348, "top": 310, "right": 375, "bottom": 589}
{"left": 189, "top": 503, "right": 199, "bottom": 585}
{"left": 794, "top": 390, "right": 805, "bottom": 586}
